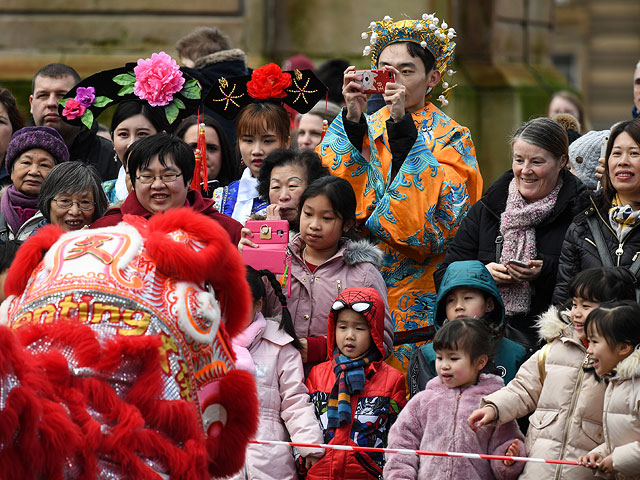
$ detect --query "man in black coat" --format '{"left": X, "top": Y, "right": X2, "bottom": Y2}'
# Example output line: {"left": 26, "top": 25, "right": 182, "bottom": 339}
{"left": 29, "top": 63, "right": 119, "bottom": 181}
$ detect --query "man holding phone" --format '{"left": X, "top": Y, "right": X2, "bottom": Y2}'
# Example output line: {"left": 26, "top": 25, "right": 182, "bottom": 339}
{"left": 317, "top": 14, "right": 482, "bottom": 374}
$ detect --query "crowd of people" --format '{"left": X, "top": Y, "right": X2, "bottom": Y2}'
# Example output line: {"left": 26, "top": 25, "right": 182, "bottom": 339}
{"left": 0, "top": 11, "right": 639, "bottom": 480}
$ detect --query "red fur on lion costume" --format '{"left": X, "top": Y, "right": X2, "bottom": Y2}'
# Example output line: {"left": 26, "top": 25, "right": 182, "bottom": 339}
{"left": 0, "top": 208, "right": 258, "bottom": 479}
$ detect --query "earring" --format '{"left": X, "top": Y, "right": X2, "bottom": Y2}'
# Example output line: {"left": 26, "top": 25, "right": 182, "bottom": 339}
{"left": 240, "top": 158, "right": 245, "bottom": 166}
{"left": 114, "top": 152, "right": 119, "bottom": 163}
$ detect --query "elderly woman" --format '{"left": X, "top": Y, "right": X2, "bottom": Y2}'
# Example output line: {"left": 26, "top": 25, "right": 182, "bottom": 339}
{"left": 256, "top": 149, "right": 328, "bottom": 228}
{"left": 91, "top": 133, "right": 242, "bottom": 244}
{"left": 38, "top": 161, "right": 108, "bottom": 231}
{"left": 554, "top": 119, "right": 640, "bottom": 303}
{"left": 434, "top": 117, "right": 586, "bottom": 349}
{"left": 0, "top": 126, "right": 69, "bottom": 241}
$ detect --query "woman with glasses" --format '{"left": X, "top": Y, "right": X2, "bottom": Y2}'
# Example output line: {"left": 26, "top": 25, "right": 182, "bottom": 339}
{"left": 102, "top": 101, "right": 169, "bottom": 205}
{"left": 38, "top": 161, "right": 108, "bottom": 231}
{"left": 91, "top": 134, "right": 242, "bottom": 244}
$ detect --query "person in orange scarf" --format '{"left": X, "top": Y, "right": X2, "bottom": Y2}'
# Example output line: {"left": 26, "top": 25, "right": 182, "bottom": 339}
{"left": 317, "top": 13, "right": 482, "bottom": 374}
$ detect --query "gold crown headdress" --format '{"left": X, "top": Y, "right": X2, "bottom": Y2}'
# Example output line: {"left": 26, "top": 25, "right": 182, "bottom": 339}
{"left": 361, "top": 14, "right": 457, "bottom": 106}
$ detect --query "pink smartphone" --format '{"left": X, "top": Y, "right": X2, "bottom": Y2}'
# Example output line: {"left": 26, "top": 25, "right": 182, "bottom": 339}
{"left": 506, "top": 259, "right": 529, "bottom": 268}
{"left": 242, "top": 220, "right": 289, "bottom": 275}
{"left": 354, "top": 69, "right": 395, "bottom": 94}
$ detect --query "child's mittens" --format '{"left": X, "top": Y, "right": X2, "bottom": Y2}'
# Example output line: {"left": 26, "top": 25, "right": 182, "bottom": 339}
{"left": 503, "top": 439, "right": 519, "bottom": 466}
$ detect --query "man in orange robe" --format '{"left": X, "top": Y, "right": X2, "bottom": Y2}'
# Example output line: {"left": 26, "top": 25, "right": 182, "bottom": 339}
{"left": 317, "top": 14, "right": 482, "bottom": 373}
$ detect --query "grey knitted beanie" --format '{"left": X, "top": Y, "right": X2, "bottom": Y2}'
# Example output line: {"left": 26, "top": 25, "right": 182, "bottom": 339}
{"left": 568, "top": 129, "right": 609, "bottom": 190}
{"left": 5, "top": 126, "right": 70, "bottom": 173}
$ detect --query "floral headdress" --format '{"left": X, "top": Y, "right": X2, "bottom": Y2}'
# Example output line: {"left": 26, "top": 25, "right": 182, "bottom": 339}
{"left": 58, "top": 52, "right": 200, "bottom": 129}
{"left": 361, "top": 14, "right": 457, "bottom": 106}
{"left": 204, "top": 63, "right": 327, "bottom": 119}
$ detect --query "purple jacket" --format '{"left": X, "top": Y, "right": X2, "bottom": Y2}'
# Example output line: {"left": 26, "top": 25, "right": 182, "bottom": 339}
{"left": 384, "top": 374, "right": 525, "bottom": 480}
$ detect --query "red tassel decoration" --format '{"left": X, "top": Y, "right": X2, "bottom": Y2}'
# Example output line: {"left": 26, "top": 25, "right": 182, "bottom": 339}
{"left": 198, "top": 122, "right": 209, "bottom": 193}
{"left": 191, "top": 148, "right": 202, "bottom": 191}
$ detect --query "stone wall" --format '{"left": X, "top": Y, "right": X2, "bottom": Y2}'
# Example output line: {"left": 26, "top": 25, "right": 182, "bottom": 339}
{"left": 0, "top": 0, "right": 569, "bottom": 186}
{"left": 555, "top": 0, "right": 640, "bottom": 129}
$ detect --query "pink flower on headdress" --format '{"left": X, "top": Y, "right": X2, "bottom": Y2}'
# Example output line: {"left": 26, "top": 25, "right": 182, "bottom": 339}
{"left": 133, "top": 52, "right": 185, "bottom": 107}
{"left": 247, "top": 63, "right": 292, "bottom": 99}
{"left": 62, "top": 99, "right": 86, "bottom": 120}
{"left": 75, "top": 87, "right": 96, "bottom": 107}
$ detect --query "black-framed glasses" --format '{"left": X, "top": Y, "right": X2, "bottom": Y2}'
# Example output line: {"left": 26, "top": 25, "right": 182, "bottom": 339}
{"left": 52, "top": 198, "right": 95, "bottom": 211}
{"left": 135, "top": 173, "right": 183, "bottom": 184}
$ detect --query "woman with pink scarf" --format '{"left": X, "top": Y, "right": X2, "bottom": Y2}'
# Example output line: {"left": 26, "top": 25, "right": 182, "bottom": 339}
{"left": 0, "top": 126, "right": 69, "bottom": 241}
{"left": 434, "top": 118, "right": 587, "bottom": 352}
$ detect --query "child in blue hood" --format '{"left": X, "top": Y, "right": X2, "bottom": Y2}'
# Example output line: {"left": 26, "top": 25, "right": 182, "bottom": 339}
{"left": 408, "top": 260, "right": 526, "bottom": 397}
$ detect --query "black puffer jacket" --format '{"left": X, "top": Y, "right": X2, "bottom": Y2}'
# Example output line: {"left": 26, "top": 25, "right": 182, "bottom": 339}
{"left": 553, "top": 194, "right": 640, "bottom": 304}
{"left": 434, "top": 169, "right": 587, "bottom": 346}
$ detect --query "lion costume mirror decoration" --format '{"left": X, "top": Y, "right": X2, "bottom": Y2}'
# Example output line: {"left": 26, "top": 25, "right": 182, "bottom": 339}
{"left": 0, "top": 208, "right": 257, "bottom": 479}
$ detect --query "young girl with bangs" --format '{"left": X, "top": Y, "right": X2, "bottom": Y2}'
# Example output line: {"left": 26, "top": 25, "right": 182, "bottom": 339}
{"left": 385, "top": 319, "right": 525, "bottom": 479}
{"left": 213, "top": 102, "right": 291, "bottom": 224}
{"left": 468, "top": 267, "right": 636, "bottom": 479}
{"left": 579, "top": 301, "right": 640, "bottom": 479}
{"left": 241, "top": 176, "right": 394, "bottom": 370}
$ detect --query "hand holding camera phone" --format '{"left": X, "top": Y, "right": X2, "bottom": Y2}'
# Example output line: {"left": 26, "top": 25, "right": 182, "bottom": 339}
{"left": 354, "top": 69, "right": 395, "bottom": 94}
{"left": 242, "top": 220, "right": 289, "bottom": 275}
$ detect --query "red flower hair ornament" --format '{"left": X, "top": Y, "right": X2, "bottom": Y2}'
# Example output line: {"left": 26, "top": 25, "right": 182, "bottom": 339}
{"left": 246, "top": 63, "right": 292, "bottom": 99}
{"left": 205, "top": 64, "right": 327, "bottom": 120}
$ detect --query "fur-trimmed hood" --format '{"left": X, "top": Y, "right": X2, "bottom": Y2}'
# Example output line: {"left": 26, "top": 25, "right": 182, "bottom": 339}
{"left": 342, "top": 239, "right": 383, "bottom": 267}
{"left": 535, "top": 305, "right": 573, "bottom": 343}
{"left": 612, "top": 347, "right": 640, "bottom": 381}
{"left": 194, "top": 48, "right": 248, "bottom": 69}
{"left": 289, "top": 234, "right": 382, "bottom": 267}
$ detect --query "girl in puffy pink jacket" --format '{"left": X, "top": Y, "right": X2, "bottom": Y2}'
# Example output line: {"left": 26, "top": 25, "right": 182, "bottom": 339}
{"left": 229, "top": 267, "right": 324, "bottom": 480}
{"left": 384, "top": 319, "right": 525, "bottom": 480}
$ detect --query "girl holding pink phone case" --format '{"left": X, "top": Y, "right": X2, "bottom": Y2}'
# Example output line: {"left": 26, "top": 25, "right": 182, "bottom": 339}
{"left": 260, "top": 177, "right": 394, "bottom": 371}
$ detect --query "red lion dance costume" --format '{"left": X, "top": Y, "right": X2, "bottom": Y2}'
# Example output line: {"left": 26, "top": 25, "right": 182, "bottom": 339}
{"left": 0, "top": 208, "right": 258, "bottom": 479}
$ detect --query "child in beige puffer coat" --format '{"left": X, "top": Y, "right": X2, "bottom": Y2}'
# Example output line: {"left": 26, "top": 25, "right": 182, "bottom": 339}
{"left": 579, "top": 301, "right": 640, "bottom": 480}
{"left": 468, "top": 267, "right": 636, "bottom": 479}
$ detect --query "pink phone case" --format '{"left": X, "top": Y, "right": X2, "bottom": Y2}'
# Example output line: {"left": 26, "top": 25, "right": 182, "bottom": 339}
{"left": 242, "top": 220, "right": 289, "bottom": 275}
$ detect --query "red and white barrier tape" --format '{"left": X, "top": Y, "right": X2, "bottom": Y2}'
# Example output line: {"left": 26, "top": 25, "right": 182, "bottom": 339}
{"left": 250, "top": 439, "right": 579, "bottom": 466}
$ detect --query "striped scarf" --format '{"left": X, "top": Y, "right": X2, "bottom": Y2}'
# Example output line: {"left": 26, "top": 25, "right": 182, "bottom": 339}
{"left": 327, "top": 348, "right": 380, "bottom": 429}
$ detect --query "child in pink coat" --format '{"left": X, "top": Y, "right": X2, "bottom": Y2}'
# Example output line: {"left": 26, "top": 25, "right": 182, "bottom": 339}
{"left": 384, "top": 319, "right": 525, "bottom": 480}
{"left": 230, "top": 267, "right": 324, "bottom": 479}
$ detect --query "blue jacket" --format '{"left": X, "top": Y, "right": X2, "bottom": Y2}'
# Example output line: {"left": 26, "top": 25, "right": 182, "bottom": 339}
{"left": 408, "top": 260, "right": 526, "bottom": 396}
